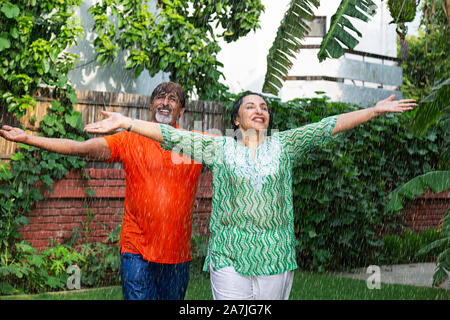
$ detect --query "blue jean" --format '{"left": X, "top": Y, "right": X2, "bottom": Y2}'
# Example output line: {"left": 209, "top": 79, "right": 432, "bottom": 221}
{"left": 120, "top": 252, "right": 190, "bottom": 300}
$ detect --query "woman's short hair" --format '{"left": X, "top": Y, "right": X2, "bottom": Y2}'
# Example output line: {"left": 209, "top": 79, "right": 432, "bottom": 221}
{"left": 230, "top": 92, "right": 273, "bottom": 131}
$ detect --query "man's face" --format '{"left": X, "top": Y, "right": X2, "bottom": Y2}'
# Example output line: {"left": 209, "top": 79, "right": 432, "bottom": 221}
{"left": 151, "top": 91, "right": 185, "bottom": 126}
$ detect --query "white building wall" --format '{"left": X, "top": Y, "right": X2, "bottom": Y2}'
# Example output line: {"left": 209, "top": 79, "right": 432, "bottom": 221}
{"left": 216, "top": 0, "right": 292, "bottom": 95}
{"left": 278, "top": 1, "right": 402, "bottom": 106}
{"left": 68, "top": 0, "right": 168, "bottom": 96}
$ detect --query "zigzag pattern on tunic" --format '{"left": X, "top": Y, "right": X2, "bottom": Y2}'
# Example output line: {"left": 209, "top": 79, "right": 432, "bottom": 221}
{"left": 160, "top": 115, "right": 339, "bottom": 276}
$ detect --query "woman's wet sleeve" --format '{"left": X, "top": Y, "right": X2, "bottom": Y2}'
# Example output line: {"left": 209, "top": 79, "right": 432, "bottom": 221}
{"left": 276, "top": 115, "right": 339, "bottom": 160}
{"left": 160, "top": 124, "right": 223, "bottom": 166}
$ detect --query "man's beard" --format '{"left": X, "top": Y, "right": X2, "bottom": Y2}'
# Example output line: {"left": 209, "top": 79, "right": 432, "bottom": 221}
{"left": 154, "top": 104, "right": 174, "bottom": 124}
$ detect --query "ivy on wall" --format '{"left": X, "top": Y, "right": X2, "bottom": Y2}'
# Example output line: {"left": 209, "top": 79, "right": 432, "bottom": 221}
{"left": 266, "top": 95, "right": 445, "bottom": 272}
{"left": 0, "top": 0, "right": 89, "bottom": 270}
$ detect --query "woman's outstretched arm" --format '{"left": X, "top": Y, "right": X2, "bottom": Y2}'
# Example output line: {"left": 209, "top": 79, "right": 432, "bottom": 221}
{"left": 331, "top": 95, "right": 417, "bottom": 136}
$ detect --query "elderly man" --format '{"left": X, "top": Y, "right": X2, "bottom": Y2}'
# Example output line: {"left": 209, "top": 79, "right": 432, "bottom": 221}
{"left": 0, "top": 82, "right": 203, "bottom": 300}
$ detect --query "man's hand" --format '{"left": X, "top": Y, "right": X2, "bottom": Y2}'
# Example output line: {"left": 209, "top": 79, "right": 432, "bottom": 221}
{"left": 373, "top": 94, "right": 417, "bottom": 116}
{"left": 86, "top": 110, "right": 164, "bottom": 143}
{"left": 0, "top": 125, "right": 29, "bottom": 143}
{"left": 84, "top": 111, "right": 130, "bottom": 134}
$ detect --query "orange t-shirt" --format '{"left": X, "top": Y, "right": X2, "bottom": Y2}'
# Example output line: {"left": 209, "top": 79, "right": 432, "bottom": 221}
{"left": 103, "top": 129, "right": 203, "bottom": 264}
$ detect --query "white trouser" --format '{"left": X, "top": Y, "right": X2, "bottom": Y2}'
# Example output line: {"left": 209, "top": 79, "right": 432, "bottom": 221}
{"left": 210, "top": 264, "right": 294, "bottom": 300}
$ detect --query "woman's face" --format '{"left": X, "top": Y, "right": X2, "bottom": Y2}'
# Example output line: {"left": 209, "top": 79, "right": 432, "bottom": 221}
{"left": 234, "top": 95, "right": 270, "bottom": 131}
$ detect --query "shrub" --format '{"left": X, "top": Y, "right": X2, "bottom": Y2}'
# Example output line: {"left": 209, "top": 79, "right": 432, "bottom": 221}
{"left": 381, "top": 228, "right": 442, "bottom": 265}
{"left": 264, "top": 94, "right": 445, "bottom": 272}
{"left": 0, "top": 225, "right": 121, "bottom": 295}
{"left": 190, "top": 234, "right": 209, "bottom": 275}
{"left": 0, "top": 240, "right": 84, "bottom": 295}
{"left": 417, "top": 211, "right": 450, "bottom": 286}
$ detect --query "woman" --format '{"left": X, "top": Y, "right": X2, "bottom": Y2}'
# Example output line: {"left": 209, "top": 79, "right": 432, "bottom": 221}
{"left": 85, "top": 92, "right": 416, "bottom": 300}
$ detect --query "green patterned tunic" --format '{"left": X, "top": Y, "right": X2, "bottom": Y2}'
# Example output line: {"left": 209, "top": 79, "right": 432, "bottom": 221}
{"left": 160, "top": 115, "right": 339, "bottom": 276}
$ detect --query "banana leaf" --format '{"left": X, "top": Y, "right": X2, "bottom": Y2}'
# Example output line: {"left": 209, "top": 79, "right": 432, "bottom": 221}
{"left": 262, "top": 0, "right": 320, "bottom": 95}
{"left": 387, "top": 171, "right": 450, "bottom": 212}
{"left": 411, "top": 78, "right": 450, "bottom": 137}
{"left": 318, "top": 0, "right": 377, "bottom": 62}
{"left": 262, "top": 0, "right": 377, "bottom": 95}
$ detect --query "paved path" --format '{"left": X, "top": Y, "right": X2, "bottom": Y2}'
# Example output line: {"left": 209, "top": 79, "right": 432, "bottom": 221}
{"left": 335, "top": 263, "right": 449, "bottom": 289}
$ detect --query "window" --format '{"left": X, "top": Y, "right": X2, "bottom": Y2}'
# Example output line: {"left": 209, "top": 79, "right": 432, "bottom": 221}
{"left": 305, "top": 16, "right": 326, "bottom": 37}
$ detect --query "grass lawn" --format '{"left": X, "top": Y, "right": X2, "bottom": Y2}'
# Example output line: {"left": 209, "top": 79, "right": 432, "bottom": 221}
{"left": 1, "top": 271, "right": 448, "bottom": 300}
{"left": 290, "top": 272, "right": 449, "bottom": 300}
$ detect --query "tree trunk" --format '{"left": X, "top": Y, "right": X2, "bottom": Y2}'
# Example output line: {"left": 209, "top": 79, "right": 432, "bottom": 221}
{"left": 442, "top": 0, "right": 450, "bottom": 25}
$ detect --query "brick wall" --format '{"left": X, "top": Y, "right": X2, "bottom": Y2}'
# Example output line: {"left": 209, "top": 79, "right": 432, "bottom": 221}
{"left": 401, "top": 190, "right": 449, "bottom": 232}
{"left": 19, "top": 169, "right": 212, "bottom": 251}
{"left": 19, "top": 169, "right": 449, "bottom": 251}
{"left": 193, "top": 172, "right": 213, "bottom": 237}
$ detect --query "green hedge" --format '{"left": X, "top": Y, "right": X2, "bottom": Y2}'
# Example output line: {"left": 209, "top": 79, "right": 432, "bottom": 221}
{"left": 381, "top": 228, "right": 443, "bottom": 265}
{"left": 265, "top": 95, "right": 445, "bottom": 272}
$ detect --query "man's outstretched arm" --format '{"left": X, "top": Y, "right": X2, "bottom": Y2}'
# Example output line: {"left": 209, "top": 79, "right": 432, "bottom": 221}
{"left": 0, "top": 125, "right": 112, "bottom": 160}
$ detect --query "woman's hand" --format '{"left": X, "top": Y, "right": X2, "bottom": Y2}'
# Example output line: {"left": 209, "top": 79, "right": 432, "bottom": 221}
{"left": 84, "top": 111, "right": 131, "bottom": 134}
{"left": 373, "top": 94, "right": 417, "bottom": 116}
{"left": 332, "top": 95, "right": 417, "bottom": 135}
{"left": 0, "top": 125, "right": 29, "bottom": 143}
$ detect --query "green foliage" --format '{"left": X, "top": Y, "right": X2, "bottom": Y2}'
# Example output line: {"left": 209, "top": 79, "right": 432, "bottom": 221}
{"left": 396, "top": 1, "right": 449, "bottom": 285}
{"left": 262, "top": 0, "right": 320, "bottom": 95}
{"left": 0, "top": 240, "right": 84, "bottom": 295}
{"left": 0, "top": 0, "right": 83, "bottom": 119}
{"left": 62, "top": 209, "right": 121, "bottom": 288}
{"left": 190, "top": 234, "right": 209, "bottom": 275}
{"left": 263, "top": 94, "right": 445, "bottom": 272}
{"left": 178, "top": 0, "right": 264, "bottom": 43}
{"left": 381, "top": 229, "right": 443, "bottom": 265}
{"left": 401, "top": 1, "right": 450, "bottom": 101}
{"left": 387, "top": 0, "right": 417, "bottom": 23}
{"left": 69, "top": 227, "right": 121, "bottom": 288}
{"left": 387, "top": 171, "right": 450, "bottom": 212}
{"left": 262, "top": 0, "right": 378, "bottom": 95}
{"left": 0, "top": 0, "right": 90, "bottom": 287}
{"left": 411, "top": 77, "right": 450, "bottom": 139}
{"left": 0, "top": 203, "right": 121, "bottom": 295}
{"left": 0, "top": 224, "right": 121, "bottom": 295}
{"left": 262, "top": 0, "right": 442, "bottom": 96}
{"left": 317, "top": 0, "right": 377, "bottom": 62}
{"left": 417, "top": 211, "right": 450, "bottom": 287}
{"left": 89, "top": 0, "right": 264, "bottom": 101}
{"left": 402, "top": 4, "right": 449, "bottom": 145}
